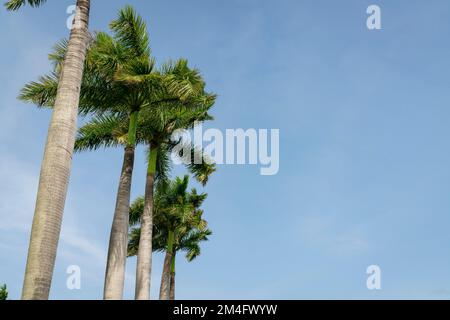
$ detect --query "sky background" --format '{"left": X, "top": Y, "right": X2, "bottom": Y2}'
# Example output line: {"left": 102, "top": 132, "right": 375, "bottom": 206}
{"left": 1, "top": 0, "right": 450, "bottom": 300}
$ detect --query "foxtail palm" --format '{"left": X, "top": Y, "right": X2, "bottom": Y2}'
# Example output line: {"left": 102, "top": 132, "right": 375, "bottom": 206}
{"left": 6, "top": 0, "right": 91, "bottom": 299}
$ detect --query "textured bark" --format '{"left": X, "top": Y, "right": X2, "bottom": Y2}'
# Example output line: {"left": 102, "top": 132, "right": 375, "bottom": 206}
{"left": 21, "top": 0, "right": 90, "bottom": 300}
{"left": 104, "top": 146, "right": 135, "bottom": 300}
{"left": 134, "top": 172, "right": 155, "bottom": 300}
{"left": 159, "top": 250, "right": 173, "bottom": 300}
{"left": 169, "top": 272, "right": 175, "bottom": 300}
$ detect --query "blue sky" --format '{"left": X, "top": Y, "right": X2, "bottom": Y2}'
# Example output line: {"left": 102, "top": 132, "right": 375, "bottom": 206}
{"left": 1, "top": 0, "right": 450, "bottom": 299}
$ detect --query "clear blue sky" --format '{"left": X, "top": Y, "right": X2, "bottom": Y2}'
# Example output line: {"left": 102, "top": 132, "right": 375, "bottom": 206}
{"left": 1, "top": 0, "right": 450, "bottom": 299}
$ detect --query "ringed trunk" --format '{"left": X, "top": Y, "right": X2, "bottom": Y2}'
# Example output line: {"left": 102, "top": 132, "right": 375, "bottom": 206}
{"left": 134, "top": 147, "right": 158, "bottom": 300}
{"left": 159, "top": 230, "right": 175, "bottom": 300}
{"left": 104, "top": 111, "right": 139, "bottom": 300}
{"left": 21, "top": 0, "right": 91, "bottom": 300}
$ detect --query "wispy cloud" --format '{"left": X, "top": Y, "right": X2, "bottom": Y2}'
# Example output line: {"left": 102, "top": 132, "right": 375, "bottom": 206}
{"left": 298, "top": 215, "right": 369, "bottom": 256}
{"left": 0, "top": 155, "right": 38, "bottom": 233}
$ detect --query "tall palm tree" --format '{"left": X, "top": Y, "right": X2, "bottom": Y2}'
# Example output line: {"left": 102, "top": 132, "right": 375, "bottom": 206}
{"left": 5, "top": 0, "right": 91, "bottom": 300}
{"left": 20, "top": 6, "right": 209, "bottom": 299}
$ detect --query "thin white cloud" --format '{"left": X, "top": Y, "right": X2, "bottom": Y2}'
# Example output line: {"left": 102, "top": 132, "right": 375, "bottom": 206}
{"left": 298, "top": 215, "right": 369, "bottom": 256}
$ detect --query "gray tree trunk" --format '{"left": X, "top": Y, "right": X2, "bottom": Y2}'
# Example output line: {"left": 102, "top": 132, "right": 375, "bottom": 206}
{"left": 21, "top": 0, "right": 91, "bottom": 300}
{"left": 104, "top": 146, "right": 135, "bottom": 300}
{"left": 134, "top": 172, "right": 155, "bottom": 300}
{"left": 169, "top": 271, "right": 175, "bottom": 300}
{"left": 159, "top": 250, "right": 173, "bottom": 300}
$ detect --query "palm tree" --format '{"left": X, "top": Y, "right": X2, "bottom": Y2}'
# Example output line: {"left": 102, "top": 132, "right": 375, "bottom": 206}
{"left": 20, "top": 6, "right": 209, "bottom": 299}
{"left": 0, "top": 284, "right": 7, "bottom": 300}
{"left": 5, "top": 0, "right": 91, "bottom": 299}
{"left": 155, "top": 176, "right": 210, "bottom": 300}
{"left": 168, "top": 228, "right": 212, "bottom": 300}
{"left": 128, "top": 217, "right": 211, "bottom": 300}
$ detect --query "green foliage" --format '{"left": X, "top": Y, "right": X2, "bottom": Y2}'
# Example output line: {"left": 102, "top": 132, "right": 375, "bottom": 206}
{"left": 0, "top": 284, "right": 7, "bottom": 300}
{"left": 74, "top": 114, "right": 127, "bottom": 152}
{"left": 4, "top": 0, "right": 46, "bottom": 11}
{"left": 110, "top": 5, "right": 150, "bottom": 57}
{"left": 74, "top": 92, "right": 216, "bottom": 184}
{"left": 129, "top": 196, "right": 145, "bottom": 227}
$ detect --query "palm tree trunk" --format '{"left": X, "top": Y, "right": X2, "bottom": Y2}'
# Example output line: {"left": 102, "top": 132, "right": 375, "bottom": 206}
{"left": 103, "top": 145, "right": 135, "bottom": 299}
{"left": 159, "top": 230, "right": 175, "bottom": 300}
{"left": 21, "top": 0, "right": 90, "bottom": 300}
{"left": 104, "top": 111, "right": 139, "bottom": 300}
{"left": 135, "top": 147, "right": 158, "bottom": 300}
{"left": 169, "top": 252, "right": 176, "bottom": 300}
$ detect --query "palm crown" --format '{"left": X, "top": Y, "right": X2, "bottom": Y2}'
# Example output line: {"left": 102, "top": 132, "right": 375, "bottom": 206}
{"left": 128, "top": 175, "right": 212, "bottom": 262}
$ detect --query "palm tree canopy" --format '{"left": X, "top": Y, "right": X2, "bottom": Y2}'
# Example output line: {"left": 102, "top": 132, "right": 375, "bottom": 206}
{"left": 19, "top": 5, "right": 213, "bottom": 117}
{"left": 128, "top": 176, "right": 211, "bottom": 261}
{"left": 73, "top": 90, "right": 216, "bottom": 184}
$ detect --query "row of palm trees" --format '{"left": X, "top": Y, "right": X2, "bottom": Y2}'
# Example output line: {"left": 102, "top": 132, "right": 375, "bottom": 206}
{"left": 6, "top": 1, "right": 216, "bottom": 300}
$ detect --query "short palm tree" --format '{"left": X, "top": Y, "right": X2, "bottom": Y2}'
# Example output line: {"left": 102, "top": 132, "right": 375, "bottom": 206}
{"left": 20, "top": 6, "right": 209, "bottom": 299}
{"left": 5, "top": 0, "right": 91, "bottom": 300}
{"left": 148, "top": 176, "right": 210, "bottom": 300}
{"left": 128, "top": 206, "right": 211, "bottom": 300}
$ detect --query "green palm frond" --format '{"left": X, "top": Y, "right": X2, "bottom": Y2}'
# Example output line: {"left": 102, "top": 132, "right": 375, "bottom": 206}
{"left": 129, "top": 196, "right": 145, "bottom": 227}
{"left": 161, "top": 59, "right": 206, "bottom": 102}
{"left": 110, "top": 5, "right": 150, "bottom": 58}
{"left": 127, "top": 227, "right": 141, "bottom": 257}
{"left": 169, "top": 141, "right": 216, "bottom": 186}
{"left": 19, "top": 72, "right": 58, "bottom": 108}
{"left": 74, "top": 114, "right": 127, "bottom": 152}
{"left": 182, "top": 229, "right": 211, "bottom": 262}
{"left": 186, "top": 145, "right": 216, "bottom": 186}
{"left": 127, "top": 175, "right": 211, "bottom": 263}
{"left": 20, "top": 36, "right": 128, "bottom": 116}
{"left": 88, "top": 31, "right": 131, "bottom": 77}
{"left": 153, "top": 144, "right": 172, "bottom": 184}
{"left": 48, "top": 38, "right": 68, "bottom": 72}
{"left": 5, "top": 0, "right": 46, "bottom": 10}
